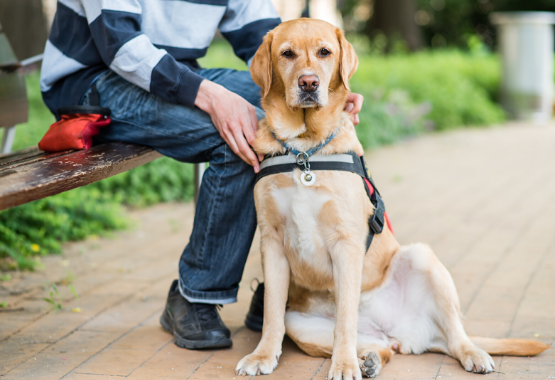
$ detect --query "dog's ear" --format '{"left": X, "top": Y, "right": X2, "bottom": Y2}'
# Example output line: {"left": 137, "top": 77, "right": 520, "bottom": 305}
{"left": 250, "top": 32, "right": 274, "bottom": 98}
{"left": 336, "top": 28, "right": 358, "bottom": 91}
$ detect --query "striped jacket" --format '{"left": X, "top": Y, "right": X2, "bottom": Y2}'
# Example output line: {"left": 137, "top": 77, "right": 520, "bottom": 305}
{"left": 40, "top": 0, "right": 281, "bottom": 116}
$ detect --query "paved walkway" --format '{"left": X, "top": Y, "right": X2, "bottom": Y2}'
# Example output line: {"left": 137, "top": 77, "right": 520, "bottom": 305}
{"left": 1, "top": 122, "right": 554, "bottom": 379}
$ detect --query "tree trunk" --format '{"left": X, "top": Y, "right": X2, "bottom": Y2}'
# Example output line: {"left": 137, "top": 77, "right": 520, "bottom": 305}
{"left": 0, "top": 0, "right": 48, "bottom": 60}
{"left": 368, "top": 0, "right": 423, "bottom": 52}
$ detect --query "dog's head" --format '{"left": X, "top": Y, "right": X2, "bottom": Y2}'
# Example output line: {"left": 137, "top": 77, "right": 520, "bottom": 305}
{"left": 250, "top": 19, "right": 358, "bottom": 109}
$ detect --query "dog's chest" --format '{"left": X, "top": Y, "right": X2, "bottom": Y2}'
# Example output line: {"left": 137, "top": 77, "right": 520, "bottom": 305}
{"left": 271, "top": 181, "right": 332, "bottom": 263}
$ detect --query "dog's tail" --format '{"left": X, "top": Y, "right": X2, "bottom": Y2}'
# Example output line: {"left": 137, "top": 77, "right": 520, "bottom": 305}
{"left": 470, "top": 337, "right": 550, "bottom": 356}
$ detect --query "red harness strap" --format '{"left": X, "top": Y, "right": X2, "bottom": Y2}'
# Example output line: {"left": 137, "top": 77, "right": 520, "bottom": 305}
{"left": 363, "top": 177, "right": 394, "bottom": 234}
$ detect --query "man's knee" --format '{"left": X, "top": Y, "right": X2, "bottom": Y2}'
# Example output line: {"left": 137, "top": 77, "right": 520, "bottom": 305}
{"left": 210, "top": 142, "right": 254, "bottom": 171}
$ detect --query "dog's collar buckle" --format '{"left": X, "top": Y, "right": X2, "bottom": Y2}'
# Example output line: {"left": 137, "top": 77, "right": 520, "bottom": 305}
{"left": 296, "top": 152, "right": 316, "bottom": 186}
{"left": 296, "top": 152, "right": 310, "bottom": 168}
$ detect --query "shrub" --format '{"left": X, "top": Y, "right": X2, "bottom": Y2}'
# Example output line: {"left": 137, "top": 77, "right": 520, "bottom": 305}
{"left": 355, "top": 89, "right": 432, "bottom": 148}
{"left": 0, "top": 158, "right": 195, "bottom": 269}
{"left": 0, "top": 188, "right": 127, "bottom": 270}
{"left": 351, "top": 50, "right": 505, "bottom": 131}
{"left": 90, "top": 157, "right": 195, "bottom": 207}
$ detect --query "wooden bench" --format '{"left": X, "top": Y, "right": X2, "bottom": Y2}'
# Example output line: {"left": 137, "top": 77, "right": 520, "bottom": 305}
{"left": 0, "top": 24, "right": 204, "bottom": 212}
{"left": 0, "top": 144, "right": 161, "bottom": 210}
{"left": 0, "top": 143, "right": 206, "bottom": 212}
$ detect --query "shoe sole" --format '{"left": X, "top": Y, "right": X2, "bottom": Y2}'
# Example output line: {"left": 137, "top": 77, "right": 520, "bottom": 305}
{"left": 244, "top": 312, "right": 263, "bottom": 333}
{"left": 160, "top": 311, "right": 233, "bottom": 350}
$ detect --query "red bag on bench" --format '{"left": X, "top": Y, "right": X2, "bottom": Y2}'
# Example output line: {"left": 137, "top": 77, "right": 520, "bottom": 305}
{"left": 38, "top": 108, "right": 111, "bottom": 152}
{"left": 38, "top": 83, "right": 112, "bottom": 152}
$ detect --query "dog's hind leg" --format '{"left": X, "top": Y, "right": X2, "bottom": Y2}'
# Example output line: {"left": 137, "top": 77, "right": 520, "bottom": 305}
{"left": 285, "top": 311, "right": 335, "bottom": 358}
{"left": 286, "top": 311, "right": 393, "bottom": 378}
{"left": 398, "top": 243, "right": 495, "bottom": 374}
{"left": 357, "top": 343, "right": 392, "bottom": 378}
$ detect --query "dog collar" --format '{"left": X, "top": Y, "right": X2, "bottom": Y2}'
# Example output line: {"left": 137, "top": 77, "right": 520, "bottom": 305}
{"left": 271, "top": 128, "right": 340, "bottom": 186}
{"left": 271, "top": 128, "right": 339, "bottom": 157}
{"left": 255, "top": 151, "right": 391, "bottom": 252}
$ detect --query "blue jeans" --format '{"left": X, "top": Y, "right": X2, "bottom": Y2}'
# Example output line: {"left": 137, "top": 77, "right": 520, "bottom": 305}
{"left": 90, "top": 69, "right": 263, "bottom": 304}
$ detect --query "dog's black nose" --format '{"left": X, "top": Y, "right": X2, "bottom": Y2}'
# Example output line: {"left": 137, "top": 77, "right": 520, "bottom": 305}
{"left": 298, "top": 75, "right": 319, "bottom": 92}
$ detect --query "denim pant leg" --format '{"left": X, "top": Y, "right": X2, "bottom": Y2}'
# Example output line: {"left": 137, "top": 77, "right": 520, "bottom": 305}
{"left": 92, "top": 69, "right": 263, "bottom": 304}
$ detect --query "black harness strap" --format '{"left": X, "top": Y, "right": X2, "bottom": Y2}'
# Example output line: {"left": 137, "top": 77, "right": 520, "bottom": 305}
{"left": 255, "top": 151, "right": 385, "bottom": 252}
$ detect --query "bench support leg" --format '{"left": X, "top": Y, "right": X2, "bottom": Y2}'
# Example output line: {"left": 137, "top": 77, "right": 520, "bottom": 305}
{"left": 194, "top": 162, "right": 205, "bottom": 205}
{"left": 1, "top": 126, "right": 16, "bottom": 154}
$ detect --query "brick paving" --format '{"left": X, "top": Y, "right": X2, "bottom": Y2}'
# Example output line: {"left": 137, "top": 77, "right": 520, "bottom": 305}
{"left": 1, "top": 122, "right": 554, "bottom": 379}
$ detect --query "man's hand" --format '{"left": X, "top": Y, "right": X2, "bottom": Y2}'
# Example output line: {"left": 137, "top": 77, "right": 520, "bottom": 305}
{"left": 195, "top": 80, "right": 261, "bottom": 172}
{"left": 344, "top": 92, "right": 364, "bottom": 126}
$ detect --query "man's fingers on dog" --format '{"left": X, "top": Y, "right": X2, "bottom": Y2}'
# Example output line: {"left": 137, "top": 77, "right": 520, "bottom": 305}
{"left": 344, "top": 102, "right": 354, "bottom": 113}
{"left": 248, "top": 104, "right": 259, "bottom": 133}
{"left": 347, "top": 92, "right": 364, "bottom": 115}
{"left": 233, "top": 126, "right": 260, "bottom": 172}
{"left": 222, "top": 129, "right": 249, "bottom": 165}
{"left": 239, "top": 110, "right": 261, "bottom": 169}
{"left": 349, "top": 113, "right": 360, "bottom": 126}
{"left": 244, "top": 108, "right": 258, "bottom": 146}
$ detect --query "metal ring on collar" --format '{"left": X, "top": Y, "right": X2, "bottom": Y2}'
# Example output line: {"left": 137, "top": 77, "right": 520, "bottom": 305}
{"left": 296, "top": 152, "right": 309, "bottom": 165}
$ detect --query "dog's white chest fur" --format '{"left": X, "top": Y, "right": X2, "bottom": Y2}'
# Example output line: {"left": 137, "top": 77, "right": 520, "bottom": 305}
{"left": 271, "top": 174, "right": 331, "bottom": 261}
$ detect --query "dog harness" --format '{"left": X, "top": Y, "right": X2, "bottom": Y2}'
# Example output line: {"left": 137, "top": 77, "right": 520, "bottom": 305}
{"left": 255, "top": 145, "right": 393, "bottom": 252}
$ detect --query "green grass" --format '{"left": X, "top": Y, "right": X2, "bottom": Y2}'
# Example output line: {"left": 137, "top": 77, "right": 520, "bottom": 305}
{"left": 1, "top": 40, "right": 509, "bottom": 270}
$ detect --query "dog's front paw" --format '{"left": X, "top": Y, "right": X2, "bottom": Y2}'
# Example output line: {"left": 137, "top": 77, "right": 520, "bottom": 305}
{"left": 236, "top": 352, "right": 280, "bottom": 376}
{"left": 329, "top": 354, "right": 362, "bottom": 380}
{"left": 359, "top": 351, "right": 382, "bottom": 378}
{"left": 460, "top": 346, "right": 495, "bottom": 374}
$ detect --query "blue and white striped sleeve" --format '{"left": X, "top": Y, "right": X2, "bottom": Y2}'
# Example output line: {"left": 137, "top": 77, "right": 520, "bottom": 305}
{"left": 219, "top": 0, "right": 281, "bottom": 67}
{"left": 82, "top": 0, "right": 204, "bottom": 108}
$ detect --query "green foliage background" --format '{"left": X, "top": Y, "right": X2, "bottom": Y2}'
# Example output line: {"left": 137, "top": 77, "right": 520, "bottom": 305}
{"left": 341, "top": 0, "right": 555, "bottom": 50}
{"left": 0, "top": 40, "right": 506, "bottom": 269}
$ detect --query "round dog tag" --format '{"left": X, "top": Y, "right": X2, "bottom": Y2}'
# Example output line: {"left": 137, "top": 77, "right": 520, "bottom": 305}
{"left": 301, "top": 171, "right": 316, "bottom": 186}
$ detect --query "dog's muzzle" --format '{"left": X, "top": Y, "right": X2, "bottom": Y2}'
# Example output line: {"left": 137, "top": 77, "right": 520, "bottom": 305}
{"left": 298, "top": 91, "right": 320, "bottom": 106}
{"left": 297, "top": 74, "right": 321, "bottom": 107}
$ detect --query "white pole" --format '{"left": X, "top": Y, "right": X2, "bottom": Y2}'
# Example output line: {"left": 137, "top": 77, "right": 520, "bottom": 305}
{"left": 491, "top": 12, "right": 555, "bottom": 124}
{"left": 0, "top": 126, "right": 16, "bottom": 154}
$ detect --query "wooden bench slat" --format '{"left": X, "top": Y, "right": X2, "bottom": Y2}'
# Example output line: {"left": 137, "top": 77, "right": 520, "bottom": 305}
{"left": 0, "top": 146, "right": 42, "bottom": 165}
{"left": 0, "top": 143, "right": 161, "bottom": 211}
{"left": 0, "top": 147, "right": 73, "bottom": 169}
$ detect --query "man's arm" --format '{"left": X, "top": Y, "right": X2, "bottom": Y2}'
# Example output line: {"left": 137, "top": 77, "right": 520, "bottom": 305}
{"left": 82, "top": 0, "right": 204, "bottom": 108}
{"left": 199, "top": 0, "right": 281, "bottom": 171}
{"left": 80, "top": 0, "right": 264, "bottom": 171}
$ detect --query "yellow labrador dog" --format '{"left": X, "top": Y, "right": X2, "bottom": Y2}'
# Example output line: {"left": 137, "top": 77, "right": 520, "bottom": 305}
{"left": 236, "top": 19, "right": 549, "bottom": 379}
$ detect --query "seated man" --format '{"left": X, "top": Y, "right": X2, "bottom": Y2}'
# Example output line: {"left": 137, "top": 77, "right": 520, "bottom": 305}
{"left": 40, "top": 0, "right": 362, "bottom": 350}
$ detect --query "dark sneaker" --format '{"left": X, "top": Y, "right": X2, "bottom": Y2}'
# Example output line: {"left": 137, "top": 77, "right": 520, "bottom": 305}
{"left": 160, "top": 280, "right": 232, "bottom": 349}
{"left": 245, "top": 281, "right": 264, "bottom": 332}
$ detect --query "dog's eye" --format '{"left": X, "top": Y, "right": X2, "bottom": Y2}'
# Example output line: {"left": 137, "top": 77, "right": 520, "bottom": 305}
{"left": 282, "top": 50, "right": 294, "bottom": 58}
{"left": 319, "top": 48, "right": 331, "bottom": 57}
